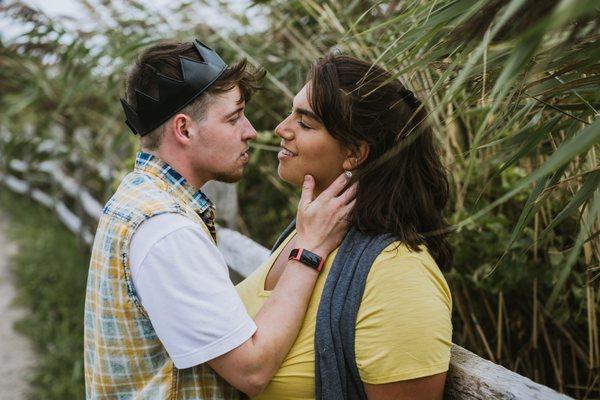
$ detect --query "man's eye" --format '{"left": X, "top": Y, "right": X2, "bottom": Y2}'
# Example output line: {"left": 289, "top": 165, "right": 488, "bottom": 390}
{"left": 229, "top": 115, "right": 240, "bottom": 123}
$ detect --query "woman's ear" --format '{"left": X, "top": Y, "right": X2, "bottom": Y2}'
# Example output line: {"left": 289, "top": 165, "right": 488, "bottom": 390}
{"left": 342, "top": 141, "right": 370, "bottom": 170}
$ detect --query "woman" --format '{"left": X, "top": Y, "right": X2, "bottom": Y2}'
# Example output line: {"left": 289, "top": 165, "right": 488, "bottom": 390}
{"left": 237, "top": 54, "right": 452, "bottom": 399}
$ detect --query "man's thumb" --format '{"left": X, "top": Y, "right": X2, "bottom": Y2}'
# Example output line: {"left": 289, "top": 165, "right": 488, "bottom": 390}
{"left": 299, "top": 175, "right": 315, "bottom": 207}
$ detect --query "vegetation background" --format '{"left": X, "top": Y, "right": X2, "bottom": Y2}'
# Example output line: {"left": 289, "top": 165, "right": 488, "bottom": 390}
{"left": 0, "top": 0, "right": 599, "bottom": 398}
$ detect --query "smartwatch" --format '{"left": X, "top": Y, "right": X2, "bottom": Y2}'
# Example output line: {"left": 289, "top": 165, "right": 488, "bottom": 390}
{"left": 288, "top": 248, "right": 324, "bottom": 272}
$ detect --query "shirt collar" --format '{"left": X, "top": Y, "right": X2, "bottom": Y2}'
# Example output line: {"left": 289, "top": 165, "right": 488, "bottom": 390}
{"left": 134, "top": 151, "right": 213, "bottom": 214}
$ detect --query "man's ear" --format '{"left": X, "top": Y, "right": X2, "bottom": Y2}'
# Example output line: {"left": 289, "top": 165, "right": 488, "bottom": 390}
{"left": 342, "top": 141, "right": 369, "bottom": 171}
{"left": 170, "top": 113, "right": 193, "bottom": 145}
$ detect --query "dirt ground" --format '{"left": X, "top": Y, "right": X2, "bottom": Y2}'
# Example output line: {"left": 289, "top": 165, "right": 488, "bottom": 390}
{"left": 0, "top": 213, "right": 35, "bottom": 399}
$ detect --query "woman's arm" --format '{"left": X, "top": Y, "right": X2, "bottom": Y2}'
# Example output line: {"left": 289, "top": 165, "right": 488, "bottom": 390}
{"left": 354, "top": 250, "right": 452, "bottom": 400}
{"left": 364, "top": 372, "right": 447, "bottom": 400}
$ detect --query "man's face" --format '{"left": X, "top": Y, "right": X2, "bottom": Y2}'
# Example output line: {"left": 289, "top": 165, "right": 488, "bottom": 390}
{"left": 186, "top": 86, "right": 257, "bottom": 184}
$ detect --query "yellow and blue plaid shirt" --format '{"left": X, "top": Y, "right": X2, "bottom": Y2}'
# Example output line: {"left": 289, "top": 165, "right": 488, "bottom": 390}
{"left": 84, "top": 151, "right": 240, "bottom": 399}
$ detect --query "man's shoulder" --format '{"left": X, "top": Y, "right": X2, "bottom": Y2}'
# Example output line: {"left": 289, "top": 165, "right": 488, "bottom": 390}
{"left": 102, "top": 171, "right": 181, "bottom": 222}
{"left": 134, "top": 213, "right": 198, "bottom": 244}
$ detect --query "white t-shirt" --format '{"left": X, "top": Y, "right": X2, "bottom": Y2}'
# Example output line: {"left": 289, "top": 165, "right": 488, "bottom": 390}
{"left": 129, "top": 213, "right": 256, "bottom": 369}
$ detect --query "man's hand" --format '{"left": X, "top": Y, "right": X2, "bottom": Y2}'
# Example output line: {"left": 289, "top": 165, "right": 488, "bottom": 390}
{"left": 295, "top": 173, "right": 357, "bottom": 258}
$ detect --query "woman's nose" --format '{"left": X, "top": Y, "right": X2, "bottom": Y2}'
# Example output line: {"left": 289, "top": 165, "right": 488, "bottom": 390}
{"left": 275, "top": 115, "right": 293, "bottom": 139}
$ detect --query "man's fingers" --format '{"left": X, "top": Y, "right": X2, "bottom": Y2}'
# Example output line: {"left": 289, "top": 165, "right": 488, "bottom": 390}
{"left": 321, "top": 171, "right": 352, "bottom": 199}
{"left": 337, "top": 182, "right": 357, "bottom": 204}
{"left": 299, "top": 175, "right": 315, "bottom": 208}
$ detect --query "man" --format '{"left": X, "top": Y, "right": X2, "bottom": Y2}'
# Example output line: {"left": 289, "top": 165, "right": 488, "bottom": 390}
{"left": 84, "top": 39, "right": 355, "bottom": 399}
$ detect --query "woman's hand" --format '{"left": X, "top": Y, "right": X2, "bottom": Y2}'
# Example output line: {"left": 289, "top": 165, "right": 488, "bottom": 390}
{"left": 295, "top": 172, "right": 357, "bottom": 259}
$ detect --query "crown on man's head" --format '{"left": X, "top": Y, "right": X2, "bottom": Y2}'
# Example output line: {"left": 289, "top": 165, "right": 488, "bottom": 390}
{"left": 120, "top": 39, "right": 227, "bottom": 136}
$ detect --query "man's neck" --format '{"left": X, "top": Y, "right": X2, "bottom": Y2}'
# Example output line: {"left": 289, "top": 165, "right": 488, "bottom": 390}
{"left": 143, "top": 148, "right": 208, "bottom": 190}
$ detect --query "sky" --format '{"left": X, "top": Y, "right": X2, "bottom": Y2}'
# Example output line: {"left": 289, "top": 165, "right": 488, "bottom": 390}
{"left": 0, "top": 0, "right": 265, "bottom": 42}
{"left": 1, "top": 0, "right": 90, "bottom": 41}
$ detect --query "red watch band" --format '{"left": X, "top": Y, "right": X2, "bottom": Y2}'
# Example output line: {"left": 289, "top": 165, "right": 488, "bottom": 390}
{"left": 289, "top": 248, "right": 325, "bottom": 272}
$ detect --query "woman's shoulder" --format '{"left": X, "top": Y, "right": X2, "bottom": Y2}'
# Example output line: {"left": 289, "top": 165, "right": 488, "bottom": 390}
{"left": 366, "top": 241, "right": 451, "bottom": 303}
{"left": 374, "top": 241, "right": 435, "bottom": 266}
{"left": 355, "top": 241, "right": 453, "bottom": 384}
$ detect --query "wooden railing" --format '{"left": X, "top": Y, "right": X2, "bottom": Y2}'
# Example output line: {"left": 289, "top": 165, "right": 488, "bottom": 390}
{"left": 0, "top": 157, "right": 572, "bottom": 399}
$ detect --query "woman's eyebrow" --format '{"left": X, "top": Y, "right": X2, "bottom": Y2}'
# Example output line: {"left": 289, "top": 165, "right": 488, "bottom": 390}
{"left": 296, "top": 107, "right": 322, "bottom": 124}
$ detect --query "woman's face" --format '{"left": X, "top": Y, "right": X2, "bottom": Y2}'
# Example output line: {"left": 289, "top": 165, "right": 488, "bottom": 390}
{"left": 275, "top": 83, "right": 348, "bottom": 194}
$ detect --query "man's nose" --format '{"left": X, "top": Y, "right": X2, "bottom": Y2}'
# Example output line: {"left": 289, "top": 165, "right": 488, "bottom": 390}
{"left": 243, "top": 116, "right": 258, "bottom": 140}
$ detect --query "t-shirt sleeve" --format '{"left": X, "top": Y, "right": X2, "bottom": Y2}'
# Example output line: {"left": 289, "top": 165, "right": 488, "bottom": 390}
{"left": 130, "top": 215, "right": 256, "bottom": 369}
{"left": 355, "top": 247, "right": 453, "bottom": 384}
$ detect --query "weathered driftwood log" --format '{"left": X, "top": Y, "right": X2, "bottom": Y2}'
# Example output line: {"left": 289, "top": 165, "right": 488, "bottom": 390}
{"left": 0, "top": 170, "right": 255, "bottom": 278}
{"left": 0, "top": 166, "right": 574, "bottom": 399}
{"left": 444, "top": 345, "right": 571, "bottom": 399}
{"left": 217, "top": 227, "right": 269, "bottom": 278}
{"left": 1, "top": 170, "right": 95, "bottom": 245}
{"left": 201, "top": 181, "right": 239, "bottom": 229}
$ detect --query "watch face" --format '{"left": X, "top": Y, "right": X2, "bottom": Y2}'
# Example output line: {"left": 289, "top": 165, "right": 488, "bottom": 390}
{"left": 302, "top": 250, "right": 322, "bottom": 268}
{"left": 289, "top": 248, "right": 322, "bottom": 271}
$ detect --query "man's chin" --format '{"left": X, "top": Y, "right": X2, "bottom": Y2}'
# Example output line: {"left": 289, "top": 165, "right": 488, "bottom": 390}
{"left": 214, "top": 171, "right": 244, "bottom": 184}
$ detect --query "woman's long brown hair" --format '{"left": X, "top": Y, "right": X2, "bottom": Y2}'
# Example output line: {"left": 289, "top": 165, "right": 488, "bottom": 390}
{"left": 308, "top": 54, "right": 453, "bottom": 270}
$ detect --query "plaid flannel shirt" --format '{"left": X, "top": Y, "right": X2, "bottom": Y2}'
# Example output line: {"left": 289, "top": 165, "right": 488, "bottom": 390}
{"left": 84, "top": 152, "right": 240, "bottom": 399}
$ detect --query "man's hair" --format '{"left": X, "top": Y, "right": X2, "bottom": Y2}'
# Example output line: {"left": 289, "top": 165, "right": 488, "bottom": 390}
{"left": 125, "top": 41, "right": 265, "bottom": 150}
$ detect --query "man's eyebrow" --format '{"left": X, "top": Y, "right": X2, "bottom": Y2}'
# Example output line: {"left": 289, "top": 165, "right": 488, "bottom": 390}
{"left": 224, "top": 106, "right": 244, "bottom": 119}
{"left": 296, "top": 107, "right": 322, "bottom": 124}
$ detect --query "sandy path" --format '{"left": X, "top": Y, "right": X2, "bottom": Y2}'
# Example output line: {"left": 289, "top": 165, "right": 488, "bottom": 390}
{"left": 0, "top": 213, "right": 36, "bottom": 398}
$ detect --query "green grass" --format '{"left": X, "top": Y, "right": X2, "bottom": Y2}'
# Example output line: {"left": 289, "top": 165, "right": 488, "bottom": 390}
{"left": 0, "top": 191, "right": 87, "bottom": 399}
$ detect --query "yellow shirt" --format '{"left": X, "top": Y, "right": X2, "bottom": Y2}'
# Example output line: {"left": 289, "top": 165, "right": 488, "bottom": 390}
{"left": 236, "top": 230, "right": 452, "bottom": 399}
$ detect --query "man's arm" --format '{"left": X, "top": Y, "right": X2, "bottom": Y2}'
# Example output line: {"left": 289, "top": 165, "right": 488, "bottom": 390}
{"left": 208, "top": 173, "right": 356, "bottom": 396}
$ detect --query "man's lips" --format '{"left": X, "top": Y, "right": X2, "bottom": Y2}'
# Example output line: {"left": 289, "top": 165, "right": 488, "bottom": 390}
{"left": 240, "top": 148, "right": 250, "bottom": 162}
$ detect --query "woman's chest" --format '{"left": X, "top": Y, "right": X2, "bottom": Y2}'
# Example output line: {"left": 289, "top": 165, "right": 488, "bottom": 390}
{"left": 264, "top": 237, "right": 298, "bottom": 290}
{"left": 254, "top": 313, "right": 318, "bottom": 400}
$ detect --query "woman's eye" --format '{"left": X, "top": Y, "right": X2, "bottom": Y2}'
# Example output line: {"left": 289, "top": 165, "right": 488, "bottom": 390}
{"left": 297, "top": 120, "right": 311, "bottom": 129}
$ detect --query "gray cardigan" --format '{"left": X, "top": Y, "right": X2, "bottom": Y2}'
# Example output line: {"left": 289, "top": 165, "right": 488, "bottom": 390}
{"left": 271, "top": 220, "right": 397, "bottom": 400}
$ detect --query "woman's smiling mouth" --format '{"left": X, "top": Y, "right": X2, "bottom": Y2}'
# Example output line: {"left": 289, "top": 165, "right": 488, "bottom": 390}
{"left": 278, "top": 146, "right": 298, "bottom": 161}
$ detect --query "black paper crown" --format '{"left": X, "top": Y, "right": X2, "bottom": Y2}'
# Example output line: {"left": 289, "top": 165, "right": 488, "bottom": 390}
{"left": 120, "top": 39, "right": 227, "bottom": 136}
